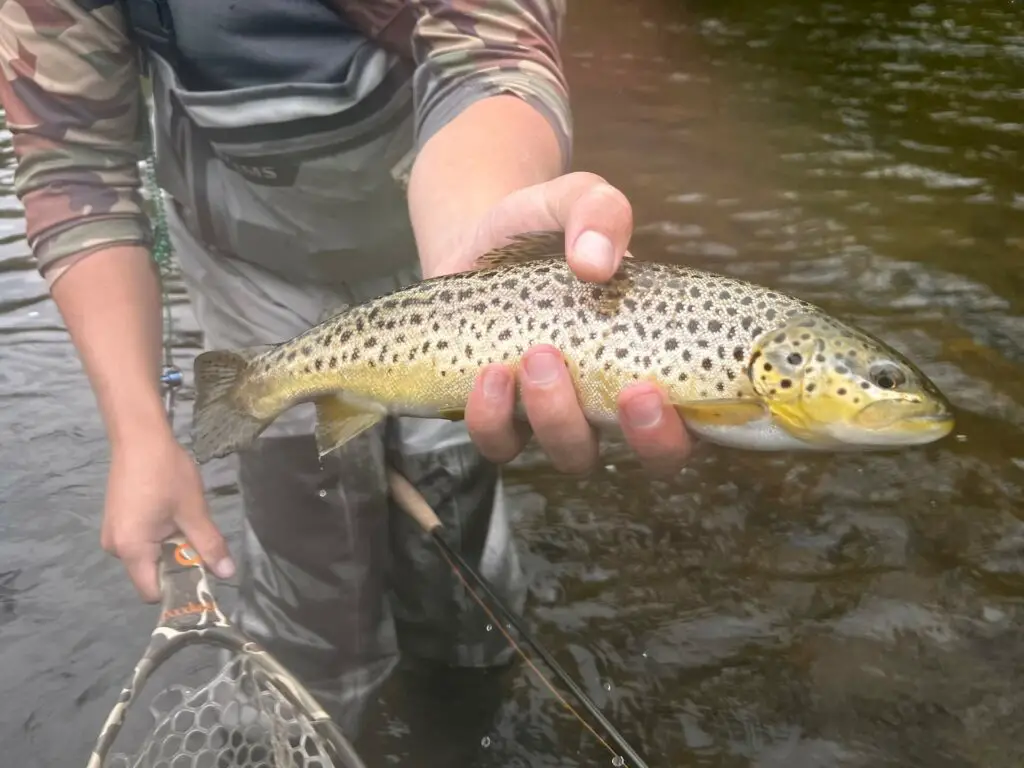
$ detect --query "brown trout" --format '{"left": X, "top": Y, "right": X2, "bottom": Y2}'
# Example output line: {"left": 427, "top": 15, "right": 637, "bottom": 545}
{"left": 190, "top": 230, "right": 954, "bottom": 463}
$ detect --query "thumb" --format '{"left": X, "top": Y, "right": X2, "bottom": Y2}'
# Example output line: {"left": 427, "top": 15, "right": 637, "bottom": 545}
{"left": 479, "top": 171, "right": 634, "bottom": 283}
{"left": 175, "top": 485, "right": 235, "bottom": 581}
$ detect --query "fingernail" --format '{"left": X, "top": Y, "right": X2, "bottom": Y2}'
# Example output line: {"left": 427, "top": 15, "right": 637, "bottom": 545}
{"left": 624, "top": 391, "right": 664, "bottom": 429}
{"left": 573, "top": 230, "right": 615, "bottom": 274}
{"left": 482, "top": 368, "right": 508, "bottom": 400}
{"left": 523, "top": 350, "right": 561, "bottom": 386}
{"left": 212, "top": 557, "right": 235, "bottom": 579}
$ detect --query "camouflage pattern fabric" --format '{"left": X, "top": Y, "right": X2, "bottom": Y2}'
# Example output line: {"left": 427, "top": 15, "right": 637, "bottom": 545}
{"left": 0, "top": 0, "right": 571, "bottom": 277}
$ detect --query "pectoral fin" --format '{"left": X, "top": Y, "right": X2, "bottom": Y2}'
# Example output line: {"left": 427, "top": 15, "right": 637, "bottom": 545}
{"left": 672, "top": 399, "right": 768, "bottom": 427}
{"left": 314, "top": 395, "right": 383, "bottom": 458}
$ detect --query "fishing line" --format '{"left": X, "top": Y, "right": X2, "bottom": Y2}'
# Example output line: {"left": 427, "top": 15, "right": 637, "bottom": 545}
{"left": 387, "top": 469, "right": 649, "bottom": 768}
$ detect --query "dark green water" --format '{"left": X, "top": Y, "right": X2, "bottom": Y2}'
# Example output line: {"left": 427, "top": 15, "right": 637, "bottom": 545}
{"left": 1, "top": 1, "right": 1022, "bottom": 766}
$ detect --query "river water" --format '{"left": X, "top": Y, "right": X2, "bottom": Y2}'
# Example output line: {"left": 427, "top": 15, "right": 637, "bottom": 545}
{"left": 2, "top": 1, "right": 1023, "bottom": 766}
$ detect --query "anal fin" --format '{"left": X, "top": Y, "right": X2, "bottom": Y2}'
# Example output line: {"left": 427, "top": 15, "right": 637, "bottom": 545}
{"left": 314, "top": 395, "right": 384, "bottom": 458}
{"left": 673, "top": 398, "right": 768, "bottom": 427}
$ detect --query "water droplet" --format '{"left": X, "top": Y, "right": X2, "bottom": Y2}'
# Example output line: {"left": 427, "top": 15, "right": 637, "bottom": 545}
{"left": 603, "top": 681, "right": 613, "bottom": 692}
{"left": 485, "top": 623, "right": 493, "bottom": 632}
{"left": 480, "top": 736, "right": 491, "bottom": 748}
{"left": 318, "top": 489, "right": 327, "bottom": 498}
{"left": 612, "top": 756, "right": 625, "bottom": 766}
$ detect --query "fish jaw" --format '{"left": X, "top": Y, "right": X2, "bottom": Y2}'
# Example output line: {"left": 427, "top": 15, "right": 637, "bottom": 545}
{"left": 683, "top": 413, "right": 825, "bottom": 451}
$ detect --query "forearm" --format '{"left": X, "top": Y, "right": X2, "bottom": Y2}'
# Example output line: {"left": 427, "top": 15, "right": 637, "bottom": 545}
{"left": 408, "top": 94, "right": 563, "bottom": 276}
{"left": 50, "top": 247, "right": 173, "bottom": 450}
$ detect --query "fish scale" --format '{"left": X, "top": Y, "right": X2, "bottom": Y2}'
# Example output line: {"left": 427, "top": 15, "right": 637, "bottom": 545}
{"left": 190, "top": 231, "right": 954, "bottom": 464}
{"left": 254, "top": 258, "right": 813, "bottom": 414}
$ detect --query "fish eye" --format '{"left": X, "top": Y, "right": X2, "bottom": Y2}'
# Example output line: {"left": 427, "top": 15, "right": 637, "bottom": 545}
{"left": 869, "top": 363, "right": 906, "bottom": 390}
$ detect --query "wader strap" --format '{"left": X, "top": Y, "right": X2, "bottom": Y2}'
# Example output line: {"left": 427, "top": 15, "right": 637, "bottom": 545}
{"left": 121, "top": 0, "right": 179, "bottom": 72}
{"left": 319, "top": 1, "right": 418, "bottom": 62}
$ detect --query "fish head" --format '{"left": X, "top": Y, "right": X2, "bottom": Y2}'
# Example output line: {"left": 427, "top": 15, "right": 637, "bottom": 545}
{"left": 747, "top": 313, "right": 955, "bottom": 449}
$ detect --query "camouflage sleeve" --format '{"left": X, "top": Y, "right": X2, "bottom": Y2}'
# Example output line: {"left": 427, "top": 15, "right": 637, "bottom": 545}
{"left": 0, "top": 0, "right": 150, "bottom": 278}
{"left": 410, "top": 0, "right": 573, "bottom": 170}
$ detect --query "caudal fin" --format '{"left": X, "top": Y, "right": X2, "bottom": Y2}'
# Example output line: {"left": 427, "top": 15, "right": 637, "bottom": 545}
{"left": 191, "top": 347, "right": 273, "bottom": 463}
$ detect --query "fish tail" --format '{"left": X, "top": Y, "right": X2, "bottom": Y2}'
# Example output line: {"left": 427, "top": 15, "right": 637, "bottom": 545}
{"left": 191, "top": 346, "right": 274, "bottom": 463}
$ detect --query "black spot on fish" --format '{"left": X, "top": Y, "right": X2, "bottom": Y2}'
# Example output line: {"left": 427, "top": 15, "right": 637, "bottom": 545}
{"left": 764, "top": 362, "right": 773, "bottom": 372}
{"left": 355, "top": 319, "right": 364, "bottom": 332}
{"left": 719, "top": 291, "right": 731, "bottom": 300}
{"left": 806, "top": 383, "right": 816, "bottom": 392}
{"left": 498, "top": 329, "right": 512, "bottom": 342}
{"left": 301, "top": 345, "right": 312, "bottom": 356}
{"left": 538, "top": 298, "right": 554, "bottom": 309}
{"left": 837, "top": 388, "right": 847, "bottom": 396}
{"left": 688, "top": 319, "right": 700, "bottom": 334}
{"left": 780, "top": 378, "right": 792, "bottom": 389}
{"left": 616, "top": 348, "right": 629, "bottom": 359}
{"left": 437, "top": 341, "right": 449, "bottom": 350}
{"left": 765, "top": 309, "right": 777, "bottom": 322}
{"left": 340, "top": 330, "right": 352, "bottom": 343}
{"left": 287, "top": 351, "right": 298, "bottom": 362}
{"left": 678, "top": 372, "right": 689, "bottom": 382}
{"left": 787, "top": 353, "right": 802, "bottom": 366}
{"left": 702, "top": 358, "right": 713, "bottom": 371}
{"left": 740, "top": 296, "right": 752, "bottom": 306}
{"left": 861, "top": 381, "right": 871, "bottom": 389}
{"left": 690, "top": 286, "right": 701, "bottom": 298}
{"left": 708, "top": 320, "right": 722, "bottom": 333}
{"left": 733, "top": 347, "right": 745, "bottom": 362}
{"left": 656, "top": 301, "right": 668, "bottom": 313}
{"left": 836, "top": 365, "right": 848, "bottom": 375}
{"left": 716, "top": 382, "right": 725, "bottom": 392}
{"left": 682, "top": 350, "right": 692, "bottom": 362}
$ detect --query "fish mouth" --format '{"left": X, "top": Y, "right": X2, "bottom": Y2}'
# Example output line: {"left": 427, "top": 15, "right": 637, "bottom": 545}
{"left": 849, "top": 399, "right": 955, "bottom": 445}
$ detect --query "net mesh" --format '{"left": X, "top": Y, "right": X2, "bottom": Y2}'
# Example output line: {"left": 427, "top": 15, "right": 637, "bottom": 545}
{"left": 105, "top": 654, "right": 338, "bottom": 768}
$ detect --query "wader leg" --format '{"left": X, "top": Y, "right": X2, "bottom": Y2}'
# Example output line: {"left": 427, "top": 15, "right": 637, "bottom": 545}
{"left": 387, "top": 417, "right": 526, "bottom": 669}
{"left": 164, "top": 199, "right": 526, "bottom": 742}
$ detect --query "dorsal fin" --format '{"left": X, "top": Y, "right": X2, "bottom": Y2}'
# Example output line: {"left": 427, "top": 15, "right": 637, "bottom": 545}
{"left": 472, "top": 230, "right": 566, "bottom": 271}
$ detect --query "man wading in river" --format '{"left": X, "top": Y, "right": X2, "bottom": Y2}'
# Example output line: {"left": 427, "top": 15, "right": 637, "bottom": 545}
{"left": 0, "top": 0, "right": 692, "bottom": 738}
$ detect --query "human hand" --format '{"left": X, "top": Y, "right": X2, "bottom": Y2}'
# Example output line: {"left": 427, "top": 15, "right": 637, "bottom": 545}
{"left": 100, "top": 433, "right": 234, "bottom": 602}
{"left": 448, "top": 172, "right": 694, "bottom": 475}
